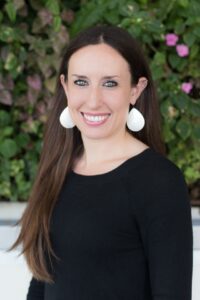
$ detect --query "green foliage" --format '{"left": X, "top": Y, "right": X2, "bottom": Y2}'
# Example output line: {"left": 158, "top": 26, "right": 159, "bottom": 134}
{"left": 70, "top": 0, "right": 200, "bottom": 184}
{"left": 0, "top": 0, "right": 79, "bottom": 201}
{"left": 0, "top": 0, "right": 199, "bottom": 201}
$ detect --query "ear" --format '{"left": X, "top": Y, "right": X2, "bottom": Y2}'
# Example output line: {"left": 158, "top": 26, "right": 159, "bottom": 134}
{"left": 130, "top": 77, "right": 148, "bottom": 105}
{"left": 60, "top": 74, "right": 68, "bottom": 98}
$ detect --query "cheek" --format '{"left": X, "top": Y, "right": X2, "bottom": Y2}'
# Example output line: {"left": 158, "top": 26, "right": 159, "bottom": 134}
{"left": 106, "top": 91, "right": 130, "bottom": 111}
{"left": 67, "top": 89, "right": 86, "bottom": 108}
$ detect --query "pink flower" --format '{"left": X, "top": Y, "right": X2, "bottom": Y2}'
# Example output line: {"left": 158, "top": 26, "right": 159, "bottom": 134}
{"left": 165, "top": 33, "right": 179, "bottom": 46}
{"left": 176, "top": 44, "right": 189, "bottom": 57}
{"left": 181, "top": 82, "right": 193, "bottom": 94}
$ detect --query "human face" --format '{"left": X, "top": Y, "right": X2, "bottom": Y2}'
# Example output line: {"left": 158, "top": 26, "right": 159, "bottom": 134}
{"left": 61, "top": 43, "right": 146, "bottom": 140}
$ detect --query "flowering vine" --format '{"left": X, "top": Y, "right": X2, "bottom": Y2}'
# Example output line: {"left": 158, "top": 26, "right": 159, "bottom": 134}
{"left": 165, "top": 33, "right": 191, "bottom": 94}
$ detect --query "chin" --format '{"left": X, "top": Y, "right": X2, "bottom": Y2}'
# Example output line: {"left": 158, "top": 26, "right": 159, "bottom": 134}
{"left": 81, "top": 131, "right": 112, "bottom": 140}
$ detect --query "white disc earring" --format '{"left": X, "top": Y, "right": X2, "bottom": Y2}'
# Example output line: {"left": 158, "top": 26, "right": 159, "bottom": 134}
{"left": 59, "top": 106, "right": 75, "bottom": 128}
{"left": 126, "top": 107, "right": 145, "bottom": 132}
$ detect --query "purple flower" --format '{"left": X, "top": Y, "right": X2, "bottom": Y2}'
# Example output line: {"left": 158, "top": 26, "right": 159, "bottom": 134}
{"left": 176, "top": 44, "right": 189, "bottom": 57}
{"left": 27, "top": 75, "right": 42, "bottom": 91}
{"left": 165, "top": 33, "right": 179, "bottom": 46}
{"left": 181, "top": 82, "right": 193, "bottom": 94}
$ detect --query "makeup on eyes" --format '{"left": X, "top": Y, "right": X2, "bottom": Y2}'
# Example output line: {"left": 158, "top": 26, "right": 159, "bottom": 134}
{"left": 73, "top": 79, "right": 118, "bottom": 87}
{"left": 74, "top": 79, "right": 88, "bottom": 86}
{"left": 104, "top": 81, "right": 118, "bottom": 87}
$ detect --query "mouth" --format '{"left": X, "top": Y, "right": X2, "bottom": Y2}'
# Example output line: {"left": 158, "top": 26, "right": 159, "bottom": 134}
{"left": 80, "top": 112, "right": 111, "bottom": 126}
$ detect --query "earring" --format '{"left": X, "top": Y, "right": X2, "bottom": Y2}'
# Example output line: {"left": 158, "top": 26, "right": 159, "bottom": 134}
{"left": 59, "top": 106, "right": 75, "bottom": 128}
{"left": 126, "top": 107, "right": 145, "bottom": 132}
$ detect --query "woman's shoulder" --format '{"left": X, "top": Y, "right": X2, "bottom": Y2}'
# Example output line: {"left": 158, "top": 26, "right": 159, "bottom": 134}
{"left": 146, "top": 148, "right": 184, "bottom": 178}
{"left": 122, "top": 137, "right": 182, "bottom": 179}
{"left": 125, "top": 148, "right": 189, "bottom": 211}
{"left": 126, "top": 146, "right": 186, "bottom": 187}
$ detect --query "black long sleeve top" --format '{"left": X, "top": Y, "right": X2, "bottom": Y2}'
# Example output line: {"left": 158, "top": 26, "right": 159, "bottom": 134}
{"left": 26, "top": 147, "right": 193, "bottom": 300}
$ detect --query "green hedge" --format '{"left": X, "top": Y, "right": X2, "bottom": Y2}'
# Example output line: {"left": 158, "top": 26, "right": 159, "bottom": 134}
{"left": 0, "top": 0, "right": 80, "bottom": 201}
{"left": 0, "top": 0, "right": 200, "bottom": 201}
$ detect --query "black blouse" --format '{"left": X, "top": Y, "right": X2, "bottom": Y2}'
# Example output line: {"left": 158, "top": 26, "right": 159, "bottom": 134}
{"left": 27, "top": 148, "right": 193, "bottom": 300}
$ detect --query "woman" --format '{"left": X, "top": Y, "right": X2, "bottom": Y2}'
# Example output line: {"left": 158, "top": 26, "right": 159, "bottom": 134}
{"left": 10, "top": 25, "right": 193, "bottom": 300}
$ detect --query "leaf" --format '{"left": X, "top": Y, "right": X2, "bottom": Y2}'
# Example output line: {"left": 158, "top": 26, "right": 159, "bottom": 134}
{"left": 188, "top": 101, "right": 200, "bottom": 117}
{"left": 176, "top": 119, "right": 191, "bottom": 140}
{"left": 0, "top": 158, "right": 10, "bottom": 181}
{"left": 178, "top": 0, "right": 189, "bottom": 7}
{"left": 4, "top": 53, "right": 18, "bottom": 71}
{"left": 53, "top": 15, "right": 61, "bottom": 32}
{"left": 128, "top": 25, "right": 142, "bottom": 37}
{"left": 154, "top": 52, "right": 166, "bottom": 65}
{"left": 104, "top": 11, "right": 120, "bottom": 24}
{"left": 46, "top": 0, "right": 60, "bottom": 15}
{"left": 120, "top": 18, "right": 131, "bottom": 27}
{"left": 183, "top": 32, "right": 196, "bottom": 46}
{"left": 160, "top": 100, "right": 171, "bottom": 118}
{"left": 29, "top": 0, "right": 42, "bottom": 11}
{"left": 173, "top": 94, "right": 189, "bottom": 111}
{"left": 44, "top": 76, "right": 56, "bottom": 93}
{"left": 173, "top": 58, "right": 187, "bottom": 72}
{"left": 168, "top": 54, "right": 182, "bottom": 69}
{"left": 190, "top": 45, "right": 199, "bottom": 59}
{"left": 13, "top": 0, "right": 25, "bottom": 10}
{"left": 16, "top": 174, "right": 31, "bottom": 200}
{"left": 0, "top": 127, "right": 14, "bottom": 139}
{"left": 151, "top": 65, "right": 164, "bottom": 80}
{"left": 193, "top": 27, "right": 200, "bottom": 38}
{"left": 0, "top": 110, "right": 11, "bottom": 126}
{"left": 0, "top": 139, "right": 19, "bottom": 158}
{"left": 0, "top": 26, "right": 15, "bottom": 42}
{"left": 192, "top": 125, "right": 200, "bottom": 139}
{"left": 142, "top": 33, "right": 152, "bottom": 44}
{"left": 10, "top": 159, "right": 24, "bottom": 177}
{"left": 119, "top": 3, "right": 139, "bottom": 17}
{"left": 5, "top": 2, "right": 17, "bottom": 22}
{"left": 146, "top": 20, "right": 163, "bottom": 34}
{"left": 175, "top": 22, "right": 186, "bottom": 35}
{"left": 0, "top": 90, "right": 12, "bottom": 105}
{"left": 163, "top": 123, "right": 176, "bottom": 142}
{"left": 138, "top": 0, "right": 148, "bottom": 4}
{"left": 32, "top": 17, "right": 45, "bottom": 33}
{"left": 0, "top": 11, "right": 3, "bottom": 23}
{"left": 0, "top": 181, "right": 12, "bottom": 199}
{"left": 16, "top": 133, "right": 31, "bottom": 148}
{"left": 107, "top": 0, "right": 119, "bottom": 10}
{"left": 69, "top": 3, "right": 105, "bottom": 37}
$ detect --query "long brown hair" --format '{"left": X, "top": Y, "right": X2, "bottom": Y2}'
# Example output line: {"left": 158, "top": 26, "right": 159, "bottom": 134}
{"left": 8, "top": 25, "right": 166, "bottom": 283}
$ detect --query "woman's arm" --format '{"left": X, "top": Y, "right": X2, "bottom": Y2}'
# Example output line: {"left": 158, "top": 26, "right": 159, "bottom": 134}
{"left": 139, "top": 165, "right": 193, "bottom": 300}
{"left": 26, "top": 277, "right": 45, "bottom": 300}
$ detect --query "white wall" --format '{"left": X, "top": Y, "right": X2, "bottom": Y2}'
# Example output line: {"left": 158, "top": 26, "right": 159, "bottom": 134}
{"left": 192, "top": 251, "right": 200, "bottom": 300}
{"left": 0, "top": 249, "right": 31, "bottom": 300}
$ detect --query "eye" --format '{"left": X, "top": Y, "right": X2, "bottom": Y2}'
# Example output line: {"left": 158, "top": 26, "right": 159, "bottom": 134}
{"left": 74, "top": 79, "right": 88, "bottom": 86}
{"left": 103, "top": 80, "right": 118, "bottom": 87}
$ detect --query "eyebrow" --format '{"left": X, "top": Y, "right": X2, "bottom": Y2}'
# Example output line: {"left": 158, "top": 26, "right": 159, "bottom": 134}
{"left": 71, "top": 74, "right": 120, "bottom": 79}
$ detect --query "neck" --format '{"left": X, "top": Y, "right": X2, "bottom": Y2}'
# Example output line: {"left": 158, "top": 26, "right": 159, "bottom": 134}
{"left": 79, "top": 130, "right": 137, "bottom": 167}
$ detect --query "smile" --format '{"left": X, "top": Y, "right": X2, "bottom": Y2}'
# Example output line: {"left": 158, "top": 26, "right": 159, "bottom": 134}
{"left": 80, "top": 112, "right": 111, "bottom": 126}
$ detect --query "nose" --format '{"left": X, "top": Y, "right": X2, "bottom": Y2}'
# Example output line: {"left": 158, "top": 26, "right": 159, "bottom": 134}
{"left": 87, "top": 86, "right": 102, "bottom": 109}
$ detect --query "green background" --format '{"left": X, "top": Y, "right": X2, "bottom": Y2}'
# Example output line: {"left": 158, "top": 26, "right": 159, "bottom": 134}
{"left": 0, "top": 0, "right": 199, "bottom": 202}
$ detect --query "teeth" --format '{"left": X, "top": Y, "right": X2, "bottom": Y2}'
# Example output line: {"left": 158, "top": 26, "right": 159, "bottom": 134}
{"left": 83, "top": 113, "right": 109, "bottom": 122}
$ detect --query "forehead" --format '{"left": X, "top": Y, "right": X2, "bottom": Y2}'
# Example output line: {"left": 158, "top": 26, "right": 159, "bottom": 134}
{"left": 68, "top": 44, "right": 130, "bottom": 76}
